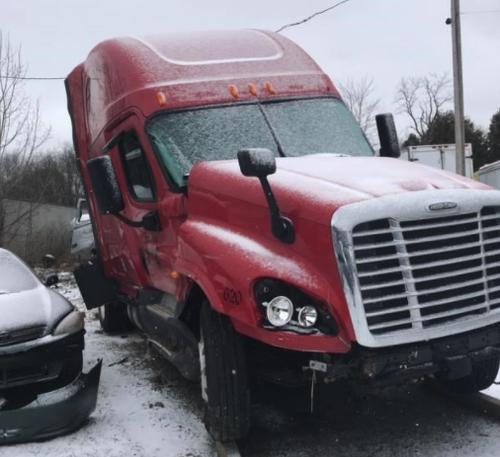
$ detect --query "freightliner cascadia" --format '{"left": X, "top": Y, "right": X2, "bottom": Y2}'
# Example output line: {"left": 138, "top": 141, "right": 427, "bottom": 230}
{"left": 66, "top": 30, "right": 500, "bottom": 441}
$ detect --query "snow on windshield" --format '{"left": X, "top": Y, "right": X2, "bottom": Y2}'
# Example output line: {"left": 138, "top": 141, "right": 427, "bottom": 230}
{"left": 148, "top": 103, "right": 277, "bottom": 186}
{"left": 265, "top": 98, "right": 373, "bottom": 157}
{"left": 0, "top": 249, "right": 39, "bottom": 293}
{"left": 146, "top": 97, "right": 373, "bottom": 187}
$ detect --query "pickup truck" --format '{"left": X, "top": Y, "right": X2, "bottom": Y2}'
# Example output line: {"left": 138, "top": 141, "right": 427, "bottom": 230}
{"left": 66, "top": 29, "right": 500, "bottom": 441}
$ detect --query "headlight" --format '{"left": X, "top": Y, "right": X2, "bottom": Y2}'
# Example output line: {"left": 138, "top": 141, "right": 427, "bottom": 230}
{"left": 265, "top": 296, "right": 294, "bottom": 327}
{"left": 297, "top": 306, "right": 318, "bottom": 328}
{"left": 254, "top": 278, "right": 338, "bottom": 335}
{"left": 53, "top": 310, "right": 85, "bottom": 336}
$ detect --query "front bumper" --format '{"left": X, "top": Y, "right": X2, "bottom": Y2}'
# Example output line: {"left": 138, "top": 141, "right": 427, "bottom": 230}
{"left": 314, "top": 323, "right": 500, "bottom": 384}
{"left": 249, "top": 323, "right": 500, "bottom": 387}
{"left": 0, "top": 360, "right": 101, "bottom": 444}
{"left": 0, "top": 331, "right": 84, "bottom": 392}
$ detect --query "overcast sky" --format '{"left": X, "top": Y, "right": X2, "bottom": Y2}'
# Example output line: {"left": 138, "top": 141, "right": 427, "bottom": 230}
{"left": 2, "top": 0, "right": 499, "bottom": 149}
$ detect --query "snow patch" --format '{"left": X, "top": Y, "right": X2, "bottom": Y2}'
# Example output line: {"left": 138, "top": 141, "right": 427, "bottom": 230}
{"left": 3, "top": 274, "right": 214, "bottom": 457}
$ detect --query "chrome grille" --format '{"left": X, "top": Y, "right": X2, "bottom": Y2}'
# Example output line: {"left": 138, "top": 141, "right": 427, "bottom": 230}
{"left": 332, "top": 189, "right": 500, "bottom": 347}
{"left": 352, "top": 207, "right": 500, "bottom": 336}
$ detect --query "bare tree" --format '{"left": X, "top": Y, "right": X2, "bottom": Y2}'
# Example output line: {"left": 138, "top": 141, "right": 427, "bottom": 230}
{"left": 0, "top": 32, "right": 50, "bottom": 244}
{"left": 338, "top": 77, "right": 380, "bottom": 141}
{"left": 395, "top": 73, "right": 452, "bottom": 141}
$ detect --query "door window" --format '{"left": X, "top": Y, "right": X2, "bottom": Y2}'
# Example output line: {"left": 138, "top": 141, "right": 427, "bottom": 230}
{"left": 119, "top": 133, "right": 155, "bottom": 201}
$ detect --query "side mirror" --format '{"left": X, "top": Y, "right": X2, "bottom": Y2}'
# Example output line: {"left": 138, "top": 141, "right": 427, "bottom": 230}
{"left": 237, "top": 148, "right": 294, "bottom": 244}
{"left": 142, "top": 211, "right": 162, "bottom": 231}
{"left": 376, "top": 113, "right": 401, "bottom": 158}
{"left": 76, "top": 198, "right": 88, "bottom": 222}
{"left": 45, "top": 273, "right": 59, "bottom": 288}
{"left": 87, "top": 156, "right": 124, "bottom": 214}
{"left": 237, "top": 148, "right": 276, "bottom": 177}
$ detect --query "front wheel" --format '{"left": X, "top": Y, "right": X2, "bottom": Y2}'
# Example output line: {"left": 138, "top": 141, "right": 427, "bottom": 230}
{"left": 437, "top": 357, "right": 500, "bottom": 393}
{"left": 199, "top": 302, "right": 251, "bottom": 442}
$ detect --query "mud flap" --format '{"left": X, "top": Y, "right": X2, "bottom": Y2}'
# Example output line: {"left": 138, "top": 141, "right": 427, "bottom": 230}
{"left": 74, "top": 260, "right": 117, "bottom": 309}
{"left": 0, "top": 360, "right": 102, "bottom": 444}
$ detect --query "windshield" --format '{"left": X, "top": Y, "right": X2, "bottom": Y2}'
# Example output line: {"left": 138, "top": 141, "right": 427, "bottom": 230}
{"left": 147, "top": 97, "right": 373, "bottom": 186}
{"left": 0, "top": 250, "right": 39, "bottom": 294}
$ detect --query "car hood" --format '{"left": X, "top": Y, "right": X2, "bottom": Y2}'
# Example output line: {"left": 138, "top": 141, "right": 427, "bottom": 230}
{"left": 0, "top": 285, "right": 74, "bottom": 337}
{"left": 189, "top": 154, "right": 491, "bottom": 224}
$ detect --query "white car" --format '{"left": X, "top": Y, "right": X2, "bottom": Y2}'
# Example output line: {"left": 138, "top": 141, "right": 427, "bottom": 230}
{"left": 0, "top": 248, "right": 101, "bottom": 444}
{"left": 71, "top": 198, "right": 95, "bottom": 259}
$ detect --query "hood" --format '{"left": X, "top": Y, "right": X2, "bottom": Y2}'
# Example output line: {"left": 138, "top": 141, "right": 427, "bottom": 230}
{"left": 0, "top": 285, "right": 74, "bottom": 338}
{"left": 274, "top": 154, "right": 488, "bottom": 196}
{"left": 189, "top": 155, "right": 491, "bottom": 224}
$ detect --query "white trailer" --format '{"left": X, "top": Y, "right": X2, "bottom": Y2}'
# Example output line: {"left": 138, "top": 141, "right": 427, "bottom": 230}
{"left": 479, "top": 161, "right": 500, "bottom": 189}
{"left": 400, "top": 143, "right": 474, "bottom": 178}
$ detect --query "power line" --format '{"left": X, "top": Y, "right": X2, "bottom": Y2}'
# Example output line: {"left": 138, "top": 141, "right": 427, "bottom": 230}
{"left": 461, "top": 9, "right": 500, "bottom": 15}
{"left": 6, "top": 2, "right": 353, "bottom": 79}
{"left": 275, "top": 0, "right": 351, "bottom": 33}
{"left": 0, "top": 75, "right": 65, "bottom": 80}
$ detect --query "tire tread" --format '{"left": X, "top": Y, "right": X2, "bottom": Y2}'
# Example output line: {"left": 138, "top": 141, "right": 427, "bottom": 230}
{"left": 201, "top": 302, "right": 250, "bottom": 441}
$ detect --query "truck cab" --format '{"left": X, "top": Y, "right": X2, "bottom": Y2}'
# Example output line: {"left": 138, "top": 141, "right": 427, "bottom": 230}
{"left": 66, "top": 30, "right": 500, "bottom": 441}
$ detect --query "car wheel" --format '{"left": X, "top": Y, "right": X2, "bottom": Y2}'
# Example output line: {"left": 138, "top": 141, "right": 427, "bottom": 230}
{"left": 199, "top": 301, "right": 250, "bottom": 442}
{"left": 98, "top": 302, "right": 131, "bottom": 334}
{"left": 437, "top": 357, "right": 500, "bottom": 393}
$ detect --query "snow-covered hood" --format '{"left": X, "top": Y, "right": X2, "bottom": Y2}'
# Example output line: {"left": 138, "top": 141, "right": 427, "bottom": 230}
{"left": 189, "top": 155, "right": 490, "bottom": 225}
{"left": 0, "top": 284, "right": 74, "bottom": 336}
{"left": 273, "top": 154, "right": 488, "bottom": 196}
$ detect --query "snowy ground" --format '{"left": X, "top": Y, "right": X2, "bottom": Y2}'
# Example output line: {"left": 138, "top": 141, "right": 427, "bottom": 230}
{"left": 4, "top": 272, "right": 214, "bottom": 457}
{"left": 4, "top": 272, "right": 500, "bottom": 457}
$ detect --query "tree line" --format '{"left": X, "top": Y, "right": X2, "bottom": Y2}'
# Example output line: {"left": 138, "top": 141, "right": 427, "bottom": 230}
{"left": 3, "top": 145, "right": 82, "bottom": 207}
{"left": 0, "top": 33, "right": 81, "bottom": 261}
{"left": 341, "top": 73, "right": 500, "bottom": 171}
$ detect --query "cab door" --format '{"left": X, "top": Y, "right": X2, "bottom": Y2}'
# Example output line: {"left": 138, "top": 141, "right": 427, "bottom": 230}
{"left": 108, "top": 115, "right": 180, "bottom": 297}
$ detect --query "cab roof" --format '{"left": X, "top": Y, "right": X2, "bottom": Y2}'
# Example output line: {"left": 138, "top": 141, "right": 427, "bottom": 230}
{"left": 68, "top": 30, "right": 338, "bottom": 144}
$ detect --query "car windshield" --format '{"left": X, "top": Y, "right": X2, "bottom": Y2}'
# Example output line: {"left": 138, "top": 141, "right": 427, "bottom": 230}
{"left": 146, "top": 97, "right": 373, "bottom": 186}
{"left": 0, "top": 250, "right": 39, "bottom": 294}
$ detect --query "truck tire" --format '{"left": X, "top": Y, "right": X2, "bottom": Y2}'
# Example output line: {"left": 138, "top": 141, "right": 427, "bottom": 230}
{"left": 98, "top": 302, "right": 131, "bottom": 334}
{"left": 199, "top": 302, "right": 250, "bottom": 442}
{"left": 437, "top": 357, "right": 500, "bottom": 393}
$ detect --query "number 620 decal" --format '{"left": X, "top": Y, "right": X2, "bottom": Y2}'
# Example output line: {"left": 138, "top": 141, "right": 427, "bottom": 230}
{"left": 223, "top": 288, "right": 242, "bottom": 305}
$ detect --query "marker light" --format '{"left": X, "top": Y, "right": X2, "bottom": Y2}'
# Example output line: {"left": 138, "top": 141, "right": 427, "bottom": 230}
{"left": 266, "top": 296, "right": 293, "bottom": 327}
{"left": 248, "top": 82, "right": 258, "bottom": 96}
{"left": 228, "top": 84, "right": 239, "bottom": 98}
{"left": 156, "top": 91, "right": 167, "bottom": 107}
{"left": 170, "top": 271, "right": 180, "bottom": 280}
{"left": 264, "top": 81, "right": 276, "bottom": 95}
{"left": 297, "top": 306, "right": 318, "bottom": 328}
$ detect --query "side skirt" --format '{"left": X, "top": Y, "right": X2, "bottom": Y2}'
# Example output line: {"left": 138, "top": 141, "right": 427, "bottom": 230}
{"left": 130, "top": 300, "right": 200, "bottom": 381}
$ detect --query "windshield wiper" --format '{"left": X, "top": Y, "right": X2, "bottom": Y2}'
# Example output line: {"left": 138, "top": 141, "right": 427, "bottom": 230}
{"left": 256, "top": 103, "right": 286, "bottom": 158}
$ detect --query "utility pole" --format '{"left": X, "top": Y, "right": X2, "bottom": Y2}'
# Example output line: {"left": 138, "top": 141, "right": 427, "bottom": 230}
{"left": 448, "top": 0, "right": 466, "bottom": 176}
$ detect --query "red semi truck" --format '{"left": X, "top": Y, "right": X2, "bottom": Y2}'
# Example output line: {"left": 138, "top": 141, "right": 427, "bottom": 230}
{"left": 66, "top": 30, "right": 500, "bottom": 441}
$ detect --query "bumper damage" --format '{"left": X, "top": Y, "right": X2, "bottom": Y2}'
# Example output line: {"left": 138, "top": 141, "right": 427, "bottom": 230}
{"left": 0, "top": 360, "right": 101, "bottom": 444}
{"left": 308, "top": 323, "right": 500, "bottom": 385}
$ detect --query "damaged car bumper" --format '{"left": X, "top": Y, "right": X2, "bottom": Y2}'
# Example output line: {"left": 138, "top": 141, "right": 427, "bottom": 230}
{"left": 0, "top": 360, "right": 101, "bottom": 444}
{"left": 0, "top": 331, "right": 84, "bottom": 394}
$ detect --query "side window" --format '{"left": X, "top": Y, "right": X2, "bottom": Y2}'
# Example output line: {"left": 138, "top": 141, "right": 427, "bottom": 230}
{"left": 119, "top": 133, "right": 155, "bottom": 201}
